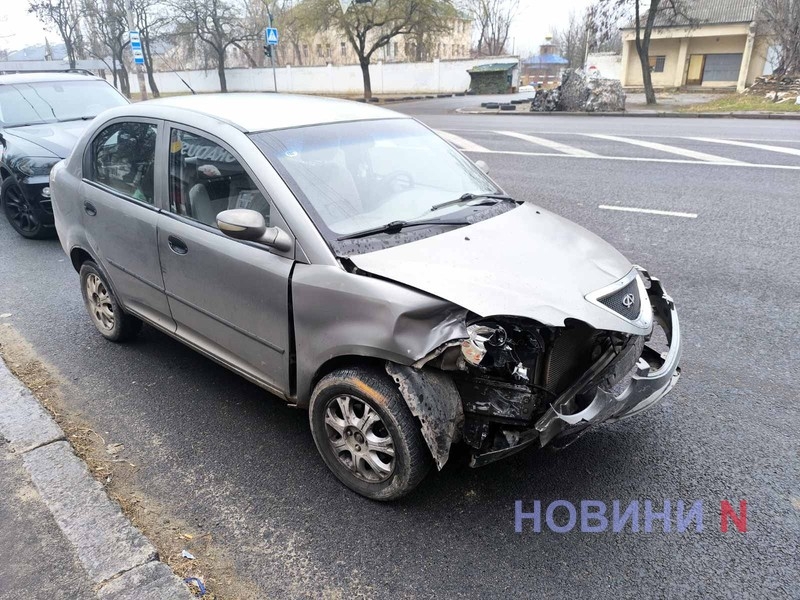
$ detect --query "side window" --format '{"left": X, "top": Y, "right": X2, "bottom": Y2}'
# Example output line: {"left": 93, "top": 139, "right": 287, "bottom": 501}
{"left": 168, "top": 128, "right": 270, "bottom": 228}
{"left": 91, "top": 122, "right": 157, "bottom": 204}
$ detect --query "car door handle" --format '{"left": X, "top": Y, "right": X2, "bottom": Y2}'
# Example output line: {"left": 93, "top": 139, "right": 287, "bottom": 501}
{"left": 167, "top": 235, "right": 188, "bottom": 255}
{"left": 83, "top": 201, "right": 97, "bottom": 216}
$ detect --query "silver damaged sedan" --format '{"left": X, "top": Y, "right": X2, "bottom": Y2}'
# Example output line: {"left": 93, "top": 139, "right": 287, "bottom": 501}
{"left": 50, "top": 94, "right": 681, "bottom": 500}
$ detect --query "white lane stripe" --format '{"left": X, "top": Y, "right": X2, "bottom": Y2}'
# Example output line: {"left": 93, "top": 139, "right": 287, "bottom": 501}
{"left": 435, "top": 130, "right": 490, "bottom": 152}
{"left": 584, "top": 133, "right": 746, "bottom": 164}
{"left": 687, "top": 137, "right": 800, "bottom": 157}
{"left": 463, "top": 148, "right": 800, "bottom": 171}
{"left": 598, "top": 205, "right": 698, "bottom": 218}
{"left": 494, "top": 130, "right": 599, "bottom": 157}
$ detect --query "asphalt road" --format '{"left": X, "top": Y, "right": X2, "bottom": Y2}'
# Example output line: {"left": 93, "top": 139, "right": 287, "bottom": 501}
{"left": 1, "top": 101, "right": 798, "bottom": 599}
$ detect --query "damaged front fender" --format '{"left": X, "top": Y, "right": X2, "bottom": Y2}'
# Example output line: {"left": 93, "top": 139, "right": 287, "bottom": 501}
{"left": 385, "top": 362, "right": 463, "bottom": 470}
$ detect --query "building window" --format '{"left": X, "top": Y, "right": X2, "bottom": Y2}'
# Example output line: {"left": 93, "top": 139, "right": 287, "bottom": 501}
{"left": 649, "top": 55, "right": 666, "bottom": 73}
{"left": 340, "top": 41, "right": 346, "bottom": 56}
{"left": 393, "top": 42, "right": 398, "bottom": 57}
{"left": 317, "top": 44, "right": 323, "bottom": 58}
{"left": 303, "top": 44, "right": 308, "bottom": 59}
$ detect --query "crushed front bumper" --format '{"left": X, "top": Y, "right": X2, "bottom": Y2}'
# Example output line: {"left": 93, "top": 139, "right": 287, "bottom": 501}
{"left": 536, "top": 274, "right": 681, "bottom": 446}
{"left": 469, "top": 274, "right": 681, "bottom": 467}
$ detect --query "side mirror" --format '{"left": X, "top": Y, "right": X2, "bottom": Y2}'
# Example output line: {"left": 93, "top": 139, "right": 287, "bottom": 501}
{"left": 475, "top": 159, "right": 489, "bottom": 174}
{"left": 216, "top": 209, "right": 292, "bottom": 252}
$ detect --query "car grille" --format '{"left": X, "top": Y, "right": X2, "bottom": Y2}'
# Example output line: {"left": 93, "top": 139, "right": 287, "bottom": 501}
{"left": 598, "top": 279, "right": 641, "bottom": 320}
{"left": 543, "top": 325, "right": 599, "bottom": 394}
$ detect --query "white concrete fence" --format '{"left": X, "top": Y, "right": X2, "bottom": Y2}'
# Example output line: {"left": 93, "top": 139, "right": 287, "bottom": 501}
{"left": 122, "top": 56, "right": 519, "bottom": 96}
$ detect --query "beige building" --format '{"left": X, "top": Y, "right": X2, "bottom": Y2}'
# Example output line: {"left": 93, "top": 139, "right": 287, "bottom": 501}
{"left": 280, "top": 17, "right": 474, "bottom": 67}
{"left": 620, "top": 0, "right": 769, "bottom": 92}
{"left": 159, "top": 16, "right": 473, "bottom": 72}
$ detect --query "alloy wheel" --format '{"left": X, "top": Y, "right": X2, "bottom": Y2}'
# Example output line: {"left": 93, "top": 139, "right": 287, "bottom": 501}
{"left": 323, "top": 395, "right": 396, "bottom": 483}
{"left": 85, "top": 273, "right": 115, "bottom": 331}
{"left": 4, "top": 184, "right": 39, "bottom": 234}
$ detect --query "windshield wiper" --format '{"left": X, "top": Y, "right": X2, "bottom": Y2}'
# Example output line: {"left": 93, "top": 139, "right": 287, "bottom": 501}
{"left": 337, "top": 219, "right": 469, "bottom": 241}
{"left": 59, "top": 115, "right": 97, "bottom": 122}
{"left": 429, "top": 192, "right": 515, "bottom": 213}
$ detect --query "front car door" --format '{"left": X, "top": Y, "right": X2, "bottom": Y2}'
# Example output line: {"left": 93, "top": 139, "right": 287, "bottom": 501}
{"left": 81, "top": 118, "right": 174, "bottom": 331}
{"left": 156, "top": 123, "right": 293, "bottom": 395}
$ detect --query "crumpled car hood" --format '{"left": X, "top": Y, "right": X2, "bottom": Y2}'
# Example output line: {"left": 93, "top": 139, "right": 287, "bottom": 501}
{"left": 348, "top": 202, "right": 643, "bottom": 334}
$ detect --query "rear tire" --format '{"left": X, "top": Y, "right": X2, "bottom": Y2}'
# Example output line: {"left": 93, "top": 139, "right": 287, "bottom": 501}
{"left": 309, "top": 365, "right": 432, "bottom": 501}
{"left": 79, "top": 261, "right": 142, "bottom": 342}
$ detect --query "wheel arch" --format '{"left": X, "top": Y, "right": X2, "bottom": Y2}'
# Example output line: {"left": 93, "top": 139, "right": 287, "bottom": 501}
{"left": 303, "top": 354, "right": 387, "bottom": 408}
{"left": 69, "top": 246, "right": 96, "bottom": 273}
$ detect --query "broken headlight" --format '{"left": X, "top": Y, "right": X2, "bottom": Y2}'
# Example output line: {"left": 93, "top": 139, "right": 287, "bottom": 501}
{"left": 461, "top": 324, "right": 507, "bottom": 366}
{"left": 460, "top": 319, "right": 546, "bottom": 382}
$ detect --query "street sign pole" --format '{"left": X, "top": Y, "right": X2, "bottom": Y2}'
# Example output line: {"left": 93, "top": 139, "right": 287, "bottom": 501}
{"left": 268, "top": 14, "right": 278, "bottom": 93}
{"left": 125, "top": 0, "right": 148, "bottom": 100}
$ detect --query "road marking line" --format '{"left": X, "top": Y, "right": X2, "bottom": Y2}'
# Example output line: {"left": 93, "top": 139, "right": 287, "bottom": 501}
{"left": 598, "top": 205, "right": 698, "bottom": 218}
{"left": 687, "top": 137, "right": 800, "bottom": 157}
{"left": 584, "top": 133, "right": 746, "bottom": 164}
{"left": 494, "top": 130, "right": 599, "bottom": 157}
{"left": 463, "top": 148, "right": 800, "bottom": 171}
{"left": 435, "top": 130, "right": 490, "bottom": 152}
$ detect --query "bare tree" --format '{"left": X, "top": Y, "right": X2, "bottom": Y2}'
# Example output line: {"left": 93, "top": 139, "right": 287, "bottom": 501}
{"left": 758, "top": 0, "right": 800, "bottom": 77}
{"left": 593, "top": 0, "right": 693, "bottom": 105}
{"left": 553, "top": 10, "right": 589, "bottom": 68}
{"left": 83, "top": 0, "right": 130, "bottom": 96}
{"left": 132, "top": 0, "right": 173, "bottom": 97}
{"left": 29, "top": 0, "right": 85, "bottom": 68}
{"left": 172, "top": 0, "right": 261, "bottom": 91}
{"left": 462, "top": 0, "right": 517, "bottom": 56}
{"left": 299, "top": 0, "right": 455, "bottom": 99}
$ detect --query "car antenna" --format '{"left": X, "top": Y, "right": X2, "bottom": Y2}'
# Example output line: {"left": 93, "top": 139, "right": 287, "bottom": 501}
{"left": 156, "top": 54, "right": 196, "bottom": 95}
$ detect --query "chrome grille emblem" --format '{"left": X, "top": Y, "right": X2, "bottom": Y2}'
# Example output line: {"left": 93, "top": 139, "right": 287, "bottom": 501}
{"left": 622, "top": 293, "right": 636, "bottom": 308}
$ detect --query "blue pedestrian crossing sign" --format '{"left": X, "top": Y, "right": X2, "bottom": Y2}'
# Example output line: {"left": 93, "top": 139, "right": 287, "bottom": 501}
{"left": 265, "top": 28, "right": 279, "bottom": 45}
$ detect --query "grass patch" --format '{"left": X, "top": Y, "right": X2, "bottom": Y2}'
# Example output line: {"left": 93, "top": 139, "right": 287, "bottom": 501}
{"left": 680, "top": 94, "right": 800, "bottom": 113}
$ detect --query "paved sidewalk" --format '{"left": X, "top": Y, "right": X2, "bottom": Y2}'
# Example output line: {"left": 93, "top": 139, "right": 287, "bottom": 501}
{"left": 0, "top": 359, "right": 194, "bottom": 600}
{"left": 0, "top": 438, "right": 96, "bottom": 599}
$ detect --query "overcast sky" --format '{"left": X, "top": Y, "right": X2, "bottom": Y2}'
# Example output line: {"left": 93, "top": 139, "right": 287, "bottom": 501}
{"left": 1, "top": 0, "right": 594, "bottom": 57}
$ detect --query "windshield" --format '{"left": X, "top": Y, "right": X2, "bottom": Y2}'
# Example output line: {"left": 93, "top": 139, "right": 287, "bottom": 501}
{"left": 251, "top": 119, "right": 499, "bottom": 237}
{"left": 0, "top": 80, "right": 128, "bottom": 128}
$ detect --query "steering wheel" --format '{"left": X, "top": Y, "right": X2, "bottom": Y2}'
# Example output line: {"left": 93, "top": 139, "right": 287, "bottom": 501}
{"left": 382, "top": 170, "right": 414, "bottom": 194}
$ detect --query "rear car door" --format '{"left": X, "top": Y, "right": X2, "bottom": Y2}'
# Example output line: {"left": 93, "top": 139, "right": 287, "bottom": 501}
{"left": 81, "top": 118, "right": 174, "bottom": 331}
{"left": 156, "top": 124, "right": 293, "bottom": 395}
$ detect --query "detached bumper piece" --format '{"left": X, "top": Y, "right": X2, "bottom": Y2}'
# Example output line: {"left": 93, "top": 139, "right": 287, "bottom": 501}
{"left": 469, "top": 275, "right": 681, "bottom": 467}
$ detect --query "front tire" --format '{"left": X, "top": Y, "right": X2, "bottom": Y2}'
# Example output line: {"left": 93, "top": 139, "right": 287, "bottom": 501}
{"left": 1, "top": 178, "right": 54, "bottom": 239}
{"left": 309, "top": 366, "right": 432, "bottom": 501}
{"left": 79, "top": 261, "right": 142, "bottom": 342}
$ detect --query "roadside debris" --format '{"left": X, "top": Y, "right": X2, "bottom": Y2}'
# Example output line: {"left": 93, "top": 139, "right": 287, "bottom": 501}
{"left": 184, "top": 577, "right": 207, "bottom": 596}
{"left": 182, "top": 549, "right": 196, "bottom": 560}
{"left": 560, "top": 68, "right": 626, "bottom": 112}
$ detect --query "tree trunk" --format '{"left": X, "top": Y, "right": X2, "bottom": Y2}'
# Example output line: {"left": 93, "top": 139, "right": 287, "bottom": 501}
{"left": 360, "top": 59, "right": 372, "bottom": 99}
{"left": 118, "top": 66, "right": 130, "bottom": 97}
{"left": 142, "top": 37, "right": 160, "bottom": 97}
{"left": 637, "top": 48, "right": 656, "bottom": 104}
{"left": 217, "top": 52, "right": 228, "bottom": 92}
{"left": 65, "top": 41, "right": 77, "bottom": 69}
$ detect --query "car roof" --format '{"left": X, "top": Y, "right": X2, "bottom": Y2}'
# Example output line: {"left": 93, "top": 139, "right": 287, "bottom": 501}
{"left": 134, "top": 93, "right": 407, "bottom": 132}
{"left": 0, "top": 72, "right": 104, "bottom": 85}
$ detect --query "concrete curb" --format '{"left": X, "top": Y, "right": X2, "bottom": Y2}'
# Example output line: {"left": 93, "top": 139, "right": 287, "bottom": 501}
{"left": 0, "top": 358, "right": 193, "bottom": 599}
{"left": 454, "top": 107, "right": 800, "bottom": 119}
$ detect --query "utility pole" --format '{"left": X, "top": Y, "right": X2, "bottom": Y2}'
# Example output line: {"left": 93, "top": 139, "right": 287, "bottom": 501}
{"left": 125, "top": 0, "right": 148, "bottom": 100}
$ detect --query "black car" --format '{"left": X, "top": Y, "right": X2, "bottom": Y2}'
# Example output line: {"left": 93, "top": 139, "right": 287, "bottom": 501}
{"left": 0, "top": 71, "right": 129, "bottom": 239}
